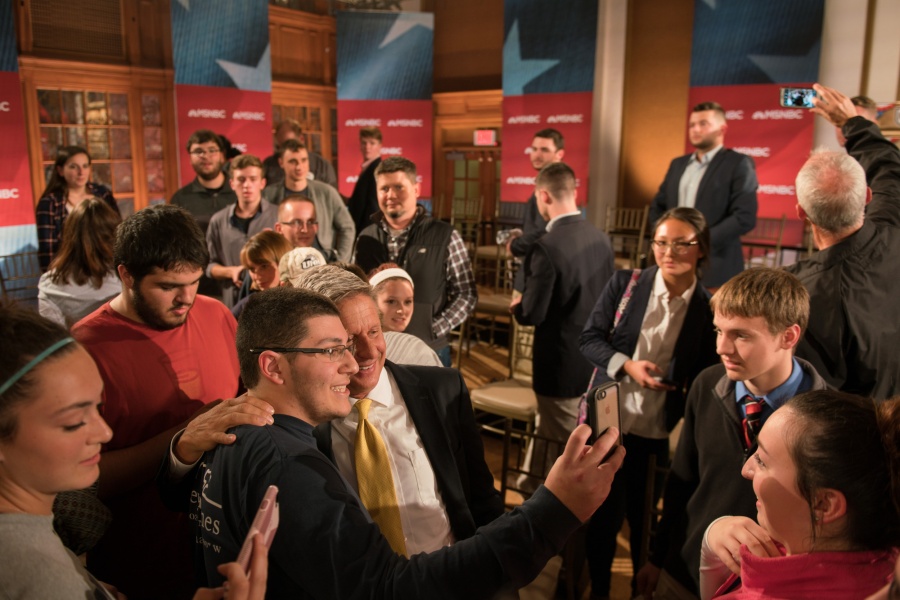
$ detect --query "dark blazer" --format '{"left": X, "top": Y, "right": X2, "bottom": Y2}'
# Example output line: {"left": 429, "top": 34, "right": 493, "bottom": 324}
{"left": 515, "top": 215, "right": 615, "bottom": 398}
{"left": 579, "top": 266, "right": 718, "bottom": 431}
{"left": 649, "top": 148, "right": 758, "bottom": 287}
{"left": 348, "top": 157, "right": 382, "bottom": 235}
{"left": 314, "top": 361, "right": 504, "bottom": 540}
{"left": 509, "top": 192, "right": 548, "bottom": 292}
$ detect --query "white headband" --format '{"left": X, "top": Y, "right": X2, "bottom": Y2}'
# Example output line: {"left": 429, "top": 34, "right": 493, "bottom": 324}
{"left": 369, "top": 267, "right": 414, "bottom": 289}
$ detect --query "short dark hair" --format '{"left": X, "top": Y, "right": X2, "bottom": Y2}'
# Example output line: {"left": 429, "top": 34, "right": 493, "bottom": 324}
{"left": 850, "top": 95, "right": 877, "bottom": 112}
{"left": 533, "top": 128, "right": 564, "bottom": 151}
{"left": 0, "top": 302, "right": 79, "bottom": 440}
{"left": 692, "top": 101, "right": 726, "bottom": 122}
{"left": 535, "top": 162, "right": 575, "bottom": 200}
{"left": 276, "top": 119, "right": 302, "bottom": 137}
{"left": 280, "top": 139, "right": 307, "bottom": 154}
{"left": 784, "top": 391, "right": 900, "bottom": 551}
{"left": 114, "top": 205, "right": 209, "bottom": 282}
{"left": 375, "top": 156, "right": 417, "bottom": 182}
{"left": 186, "top": 130, "right": 224, "bottom": 153}
{"left": 360, "top": 126, "right": 382, "bottom": 142}
{"left": 230, "top": 154, "right": 263, "bottom": 173}
{"left": 652, "top": 207, "right": 711, "bottom": 280}
{"left": 236, "top": 287, "right": 340, "bottom": 388}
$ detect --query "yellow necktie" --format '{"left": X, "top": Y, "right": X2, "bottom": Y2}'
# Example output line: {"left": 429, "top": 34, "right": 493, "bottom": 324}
{"left": 353, "top": 398, "right": 407, "bottom": 556}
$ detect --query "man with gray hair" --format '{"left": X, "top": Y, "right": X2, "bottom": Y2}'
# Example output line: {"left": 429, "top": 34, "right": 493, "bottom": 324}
{"left": 293, "top": 265, "right": 503, "bottom": 556}
{"left": 785, "top": 83, "right": 900, "bottom": 400}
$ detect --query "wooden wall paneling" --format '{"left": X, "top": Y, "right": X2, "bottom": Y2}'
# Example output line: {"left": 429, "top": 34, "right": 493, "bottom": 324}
{"left": 269, "top": 5, "right": 335, "bottom": 85}
{"left": 432, "top": 90, "right": 502, "bottom": 219}
{"left": 18, "top": 57, "right": 177, "bottom": 212}
{"left": 619, "top": 0, "right": 694, "bottom": 209}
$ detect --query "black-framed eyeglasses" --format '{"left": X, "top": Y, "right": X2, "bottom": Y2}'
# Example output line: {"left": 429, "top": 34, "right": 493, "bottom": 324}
{"left": 189, "top": 148, "right": 222, "bottom": 157}
{"left": 279, "top": 219, "right": 318, "bottom": 230}
{"left": 650, "top": 240, "right": 699, "bottom": 255}
{"left": 249, "top": 343, "right": 356, "bottom": 362}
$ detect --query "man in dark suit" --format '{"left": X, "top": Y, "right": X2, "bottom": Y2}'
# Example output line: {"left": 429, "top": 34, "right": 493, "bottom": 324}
{"left": 649, "top": 101, "right": 758, "bottom": 288}
{"left": 293, "top": 265, "right": 504, "bottom": 553}
{"left": 347, "top": 126, "right": 383, "bottom": 234}
{"left": 506, "top": 128, "right": 566, "bottom": 294}
{"left": 514, "top": 162, "right": 615, "bottom": 483}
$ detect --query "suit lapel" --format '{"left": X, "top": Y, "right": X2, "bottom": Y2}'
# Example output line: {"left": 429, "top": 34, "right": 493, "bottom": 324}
{"left": 695, "top": 149, "right": 728, "bottom": 211}
{"left": 386, "top": 362, "right": 470, "bottom": 528}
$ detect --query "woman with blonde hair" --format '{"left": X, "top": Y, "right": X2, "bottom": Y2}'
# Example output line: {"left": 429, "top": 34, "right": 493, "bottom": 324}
{"left": 231, "top": 231, "right": 293, "bottom": 319}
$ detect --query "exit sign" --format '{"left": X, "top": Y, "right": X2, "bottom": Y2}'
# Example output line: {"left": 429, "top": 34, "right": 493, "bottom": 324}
{"left": 474, "top": 129, "right": 498, "bottom": 146}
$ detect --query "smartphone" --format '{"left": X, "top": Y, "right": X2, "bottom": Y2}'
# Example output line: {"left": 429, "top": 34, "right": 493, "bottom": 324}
{"left": 589, "top": 381, "right": 623, "bottom": 459}
{"left": 780, "top": 87, "right": 816, "bottom": 108}
{"left": 237, "top": 485, "right": 279, "bottom": 573}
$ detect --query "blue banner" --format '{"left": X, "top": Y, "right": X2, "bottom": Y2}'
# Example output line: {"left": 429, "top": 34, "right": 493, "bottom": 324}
{"left": 690, "top": 0, "right": 824, "bottom": 86}
{"left": 171, "top": 0, "right": 271, "bottom": 91}
{"left": 337, "top": 12, "right": 433, "bottom": 101}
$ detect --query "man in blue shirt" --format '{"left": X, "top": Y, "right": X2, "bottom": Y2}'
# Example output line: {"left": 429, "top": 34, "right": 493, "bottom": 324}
{"left": 636, "top": 267, "right": 829, "bottom": 600}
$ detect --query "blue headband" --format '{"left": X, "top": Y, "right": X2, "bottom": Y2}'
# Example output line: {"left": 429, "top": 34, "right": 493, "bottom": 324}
{"left": 0, "top": 337, "right": 76, "bottom": 397}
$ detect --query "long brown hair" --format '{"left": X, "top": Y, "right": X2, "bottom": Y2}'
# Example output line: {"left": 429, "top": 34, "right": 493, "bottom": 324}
{"left": 48, "top": 198, "right": 120, "bottom": 288}
{"left": 39, "top": 146, "right": 91, "bottom": 199}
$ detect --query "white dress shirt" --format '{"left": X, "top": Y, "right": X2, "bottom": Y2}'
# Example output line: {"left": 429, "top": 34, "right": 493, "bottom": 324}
{"left": 331, "top": 367, "right": 454, "bottom": 555}
{"left": 678, "top": 145, "right": 723, "bottom": 209}
{"left": 609, "top": 270, "right": 696, "bottom": 439}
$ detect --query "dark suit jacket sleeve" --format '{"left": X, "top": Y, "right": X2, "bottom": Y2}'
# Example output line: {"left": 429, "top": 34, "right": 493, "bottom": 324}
{"left": 707, "top": 153, "right": 758, "bottom": 248}
{"left": 579, "top": 271, "right": 631, "bottom": 372}
{"left": 514, "top": 243, "right": 554, "bottom": 327}
{"left": 649, "top": 159, "right": 682, "bottom": 224}
{"left": 509, "top": 195, "right": 547, "bottom": 257}
{"left": 649, "top": 379, "right": 702, "bottom": 568}
{"left": 844, "top": 116, "right": 900, "bottom": 228}
{"left": 449, "top": 369, "right": 505, "bottom": 526}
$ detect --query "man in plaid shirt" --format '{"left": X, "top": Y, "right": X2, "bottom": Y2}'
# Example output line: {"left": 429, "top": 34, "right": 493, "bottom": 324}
{"left": 354, "top": 156, "right": 476, "bottom": 366}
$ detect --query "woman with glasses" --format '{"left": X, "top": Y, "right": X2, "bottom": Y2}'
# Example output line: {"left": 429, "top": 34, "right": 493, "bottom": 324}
{"left": 579, "top": 206, "right": 719, "bottom": 599}
{"left": 700, "top": 390, "right": 899, "bottom": 599}
{"left": 0, "top": 304, "right": 268, "bottom": 599}
{"left": 36, "top": 146, "right": 120, "bottom": 272}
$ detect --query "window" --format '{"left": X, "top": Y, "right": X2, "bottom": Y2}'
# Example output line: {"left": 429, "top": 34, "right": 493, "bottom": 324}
{"left": 37, "top": 89, "right": 135, "bottom": 215}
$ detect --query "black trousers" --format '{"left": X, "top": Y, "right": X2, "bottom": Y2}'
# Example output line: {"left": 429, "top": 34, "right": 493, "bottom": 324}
{"left": 586, "top": 433, "right": 669, "bottom": 596}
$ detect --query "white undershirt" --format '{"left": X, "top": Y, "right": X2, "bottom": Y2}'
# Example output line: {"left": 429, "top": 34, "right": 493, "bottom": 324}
{"left": 610, "top": 270, "right": 696, "bottom": 439}
{"left": 331, "top": 368, "right": 454, "bottom": 555}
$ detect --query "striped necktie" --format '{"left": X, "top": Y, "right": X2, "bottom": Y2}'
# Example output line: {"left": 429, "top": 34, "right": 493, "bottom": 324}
{"left": 741, "top": 394, "right": 765, "bottom": 449}
{"left": 353, "top": 398, "right": 407, "bottom": 556}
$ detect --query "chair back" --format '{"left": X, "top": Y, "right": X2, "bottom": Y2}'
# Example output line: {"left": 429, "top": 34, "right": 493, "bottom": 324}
{"left": 605, "top": 206, "right": 649, "bottom": 269}
{"left": 741, "top": 215, "right": 786, "bottom": 268}
{"left": 451, "top": 197, "right": 483, "bottom": 264}
{"left": 0, "top": 251, "right": 42, "bottom": 310}
{"left": 509, "top": 322, "right": 534, "bottom": 384}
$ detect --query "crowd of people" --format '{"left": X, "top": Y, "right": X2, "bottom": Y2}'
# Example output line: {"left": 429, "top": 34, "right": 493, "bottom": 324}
{"left": 1, "top": 82, "right": 898, "bottom": 600}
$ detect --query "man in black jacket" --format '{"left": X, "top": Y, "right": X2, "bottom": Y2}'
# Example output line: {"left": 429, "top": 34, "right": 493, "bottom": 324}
{"left": 785, "top": 83, "right": 900, "bottom": 400}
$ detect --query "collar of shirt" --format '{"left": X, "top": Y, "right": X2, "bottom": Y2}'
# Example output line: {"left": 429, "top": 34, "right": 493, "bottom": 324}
{"left": 545, "top": 210, "right": 582, "bottom": 233}
{"left": 735, "top": 357, "right": 805, "bottom": 413}
{"left": 347, "top": 365, "right": 395, "bottom": 413}
{"left": 651, "top": 268, "right": 697, "bottom": 305}
{"left": 227, "top": 201, "right": 262, "bottom": 220}
{"left": 360, "top": 157, "right": 378, "bottom": 172}
{"left": 693, "top": 144, "right": 723, "bottom": 165}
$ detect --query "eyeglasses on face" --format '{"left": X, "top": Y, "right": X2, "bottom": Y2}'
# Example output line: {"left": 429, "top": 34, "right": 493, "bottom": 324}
{"left": 279, "top": 219, "right": 318, "bottom": 230}
{"left": 189, "top": 148, "right": 222, "bottom": 157}
{"left": 650, "top": 240, "right": 699, "bottom": 255}
{"left": 249, "top": 342, "right": 356, "bottom": 362}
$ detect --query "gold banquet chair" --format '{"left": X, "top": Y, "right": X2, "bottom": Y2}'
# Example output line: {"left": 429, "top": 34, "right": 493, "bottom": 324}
{"left": 469, "top": 321, "right": 537, "bottom": 435}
